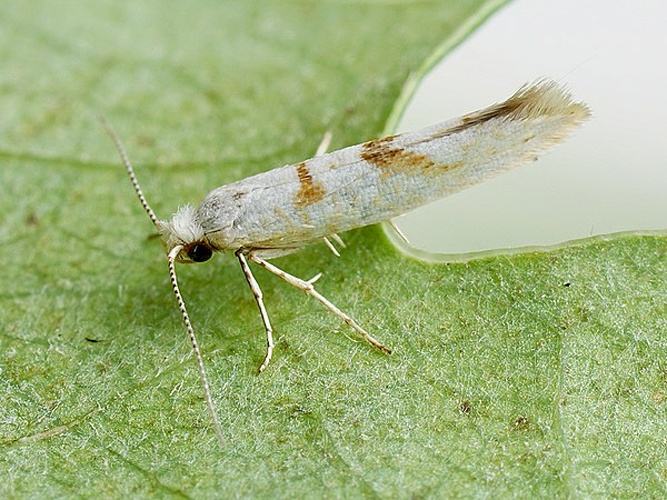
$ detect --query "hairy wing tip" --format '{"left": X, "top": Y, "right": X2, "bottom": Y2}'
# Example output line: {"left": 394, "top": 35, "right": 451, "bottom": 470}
{"left": 509, "top": 78, "right": 591, "bottom": 123}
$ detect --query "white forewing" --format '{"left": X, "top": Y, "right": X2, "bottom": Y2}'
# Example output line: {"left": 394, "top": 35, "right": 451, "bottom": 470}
{"left": 197, "top": 80, "right": 589, "bottom": 253}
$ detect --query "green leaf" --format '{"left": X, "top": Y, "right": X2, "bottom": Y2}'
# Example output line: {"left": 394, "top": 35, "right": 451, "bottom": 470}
{"left": 2, "top": 1, "right": 666, "bottom": 498}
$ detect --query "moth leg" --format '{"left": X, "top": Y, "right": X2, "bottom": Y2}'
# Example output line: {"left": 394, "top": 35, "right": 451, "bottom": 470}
{"left": 330, "top": 233, "right": 346, "bottom": 249}
{"left": 322, "top": 233, "right": 346, "bottom": 257}
{"left": 315, "top": 130, "right": 333, "bottom": 156}
{"left": 387, "top": 219, "right": 410, "bottom": 244}
{"left": 236, "top": 250, "right": 275, "bottom": 373}
{"left": 247, "top": 252, "right": 392, "bottom": 355}
{"left": 322, "top": 236, "right": 341, "bottom": 257}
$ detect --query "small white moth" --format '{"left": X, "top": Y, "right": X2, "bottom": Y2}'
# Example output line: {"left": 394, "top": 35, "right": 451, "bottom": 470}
{"left": 105, "top": 79, "right": 589, "bottom": 446}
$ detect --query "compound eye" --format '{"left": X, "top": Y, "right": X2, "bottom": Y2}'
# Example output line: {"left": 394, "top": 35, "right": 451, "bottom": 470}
{"left": 187, "top": 243, "right": 213, "bottom": 262}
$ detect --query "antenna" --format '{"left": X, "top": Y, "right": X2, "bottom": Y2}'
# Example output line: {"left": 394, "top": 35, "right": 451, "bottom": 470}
{"left": 102, "top": 118, "right": 225, "bottom": 448}
{"left": 100, "top": 117, "right": 160, "bottom": 228}
{"left": 168, "top": 246, "right": 225, "bottom": 448}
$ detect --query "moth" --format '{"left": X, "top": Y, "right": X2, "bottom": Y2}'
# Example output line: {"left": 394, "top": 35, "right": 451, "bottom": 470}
{"left": 105, "top": 79, "right": 589, "bottom": 445}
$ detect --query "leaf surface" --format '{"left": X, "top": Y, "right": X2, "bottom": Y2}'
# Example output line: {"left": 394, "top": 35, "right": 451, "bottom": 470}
{"left": 1, "top": 1, "right": 665, "bottom": 498}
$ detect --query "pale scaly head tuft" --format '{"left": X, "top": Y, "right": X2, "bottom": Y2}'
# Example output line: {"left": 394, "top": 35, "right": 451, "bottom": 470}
{"left": 158, "top": 205, "right": 213, "bottom": 263}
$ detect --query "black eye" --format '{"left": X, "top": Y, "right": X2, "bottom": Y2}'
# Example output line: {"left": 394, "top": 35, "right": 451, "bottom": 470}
{"left": 187, "top": 243, "right": 213, "bottom": 262}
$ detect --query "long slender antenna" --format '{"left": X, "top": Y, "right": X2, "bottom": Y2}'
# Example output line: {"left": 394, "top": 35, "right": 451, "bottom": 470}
{"left": 168, "top": 246, "right": 225, "bottom": 448}
{"left": 102, "top": 118, "right": 224, "bottom": 447}
{"left": 100, "top": 117, "right": 160, "bottom": 228}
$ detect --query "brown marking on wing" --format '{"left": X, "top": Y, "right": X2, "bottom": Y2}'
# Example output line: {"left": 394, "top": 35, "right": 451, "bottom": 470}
{"left": 294, "top": 161, "right": 325, "bottom": 207}
{"left": 361, "top": 134, "right": 398, "bottom": 151}
{"left": 361, "top": 134, "right": 461, "bottom": 176}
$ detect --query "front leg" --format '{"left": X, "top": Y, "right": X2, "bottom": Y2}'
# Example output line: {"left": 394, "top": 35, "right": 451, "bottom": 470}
{"left": 235, "top": 249, "right": 275, "bottom": 373}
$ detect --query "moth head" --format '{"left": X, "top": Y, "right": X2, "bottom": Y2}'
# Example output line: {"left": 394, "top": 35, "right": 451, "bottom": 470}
{"left": 158, "top": 205, "right": 214, "bottom": 263}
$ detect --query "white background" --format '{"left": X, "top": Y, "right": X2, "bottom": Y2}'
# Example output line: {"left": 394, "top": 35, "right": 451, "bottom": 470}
{"left": 395, "top": 0, "right": 667, "bottom": 255}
